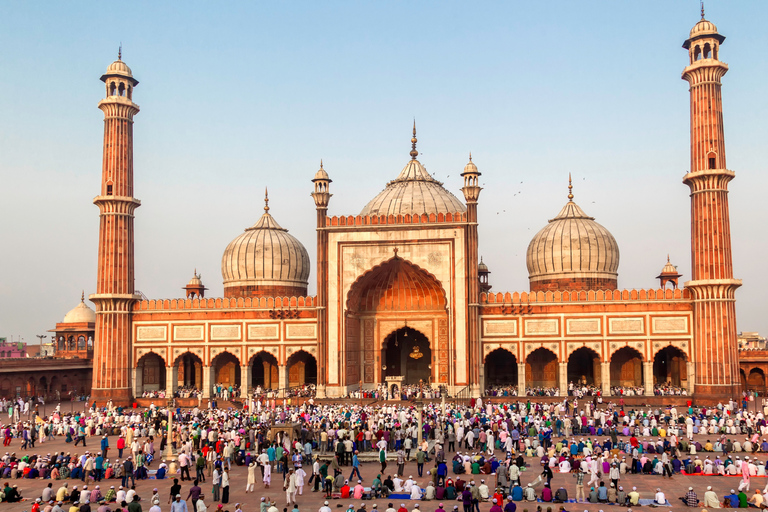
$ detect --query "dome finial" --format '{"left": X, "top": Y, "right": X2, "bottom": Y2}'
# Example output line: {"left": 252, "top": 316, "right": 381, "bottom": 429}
{"left": 568, "top": 173, "right": 574, "bottom": 201}
{"left": 700, "top": 0, "right": 705, "bottom": 20}
{"left": 469, "top": 152, "right": 472, "bottom": 162}
{"left": 320, "top": 159, "right": 323, "bottom": 169}
{"left": 118, "top": 43, "right": 122, "bottom": 61}
{"left": 81, "top": 290, "right": 85, "bottom": 303}
{"left": 410, "top": 119, "right": 418, "bottom": 160}
{"left": 264, "top": 187, "right": 270, "bottom": 213}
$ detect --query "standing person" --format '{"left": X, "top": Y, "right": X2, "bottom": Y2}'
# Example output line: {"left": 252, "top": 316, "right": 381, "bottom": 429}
{"left": 263, "top": 454, "right": 272, "bottom": 489}
{"left": 220, "top": 468, "right": 230, "bottom": 504}
{"left": 211, "top": 469, "right": 220, "bottom": 503}
{"left": 573, "top": 469, "right": 585, "bottom": 503}
{"left": 295, "top": 465, "right": 306, "bottom": 496}
{"left": 186, "top": 480, "right": 202, "bottom": 512}
{"left": 169, "top": 479, "right": 182, "bottom": 505}
{"left": 170, "top": 494, "right": 188, "bottom": 512}
{"left": 284, "top": 468, "right": 297, "bottom": 506}
{"left": 246, "top": 462, "right": 256, "bottom": 493}
{"left": 350, "top": 451, "right": 362, "bottom": 481}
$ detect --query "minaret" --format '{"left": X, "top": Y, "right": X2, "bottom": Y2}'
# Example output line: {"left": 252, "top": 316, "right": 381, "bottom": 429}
{"left": 682, "top": 13, "right": 741, "bottom": 402}
{"left": 89, "top": 50, "right": 141, "bottom": 405}
{"left": 460, "top": 152, "right": 482, "bottom": 395}
{"left": 311, "top": 160, "right": 332, "bottom": 398}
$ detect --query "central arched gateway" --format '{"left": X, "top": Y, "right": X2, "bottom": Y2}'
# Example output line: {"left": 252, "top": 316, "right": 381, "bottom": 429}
{"left": 344, "top": 255, "right": 449, "bottom": 389}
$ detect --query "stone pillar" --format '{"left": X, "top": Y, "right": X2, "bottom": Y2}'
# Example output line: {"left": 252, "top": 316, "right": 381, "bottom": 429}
{"left": 417, "top": 404, "right": 424, "bottom": 444}
{"left": 166, "top": 366, "right": 177, "bottom": 398}
{"left": 133, "top": 367, "right": 142, "bottom": 398}
{"left": 559, "top": 362, "right": 568, "bottom": 396}
{"left": 278, "top": 365, "right": 288, "bottom": 394}
{"left": 643, "top": 361, "right": 653, "bottom": 396}
{"left": 687, "top": 361, "right": 696, "bottom": 395}
{"left": 601, "top": 362, "right": 610, "bottom": 396}
{"left": 202, "top": 366, "right": 211, "bottom": 399}
{"left": 517, "top": 363, "right": 526, "bottom": 396}
{"left": 240, "top": 365, "right": 251, "bottom": 399}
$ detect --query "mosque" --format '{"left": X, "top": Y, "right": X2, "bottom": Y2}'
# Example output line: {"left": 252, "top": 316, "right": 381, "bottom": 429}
{"left": 48, "top": 14, "right": 741, "bottom": 405}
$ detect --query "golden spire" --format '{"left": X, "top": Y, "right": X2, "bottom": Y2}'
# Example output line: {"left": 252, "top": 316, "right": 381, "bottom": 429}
{"left": 700, "top": 0, "right": 705, "bottom": 20}
{"left": 118, "top": 44, "right": 122, "bottom": 61}
{"left": 264, "top": 187, "right": 270, "bottom": 213}
{"left": 410, "top": 120, "right": 418, "bottom": 160}
{"left": 667, "top": 254, "right": 670, "bottom": 263}
{"left": 469, "top": 152, "right": 472, "bottom": 162}
{"left": 568, "top": 173, "right": 574, "bottom": 201}
{"left": 81, "top": 291, "right": 85, "bottom": 303}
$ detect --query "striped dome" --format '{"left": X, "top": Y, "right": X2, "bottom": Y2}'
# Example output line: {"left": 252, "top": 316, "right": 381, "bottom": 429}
{"left": 221, "top": 207, "right": 310, "bottom": 293}
{"left": 526, "top": 199, "right": 620, "bottom": 285}
{"left": 360, "top": 159, "right": 466, "bottom": 217}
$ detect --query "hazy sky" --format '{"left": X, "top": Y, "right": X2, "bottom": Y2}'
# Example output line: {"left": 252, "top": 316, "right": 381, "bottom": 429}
{"left": 1, "top": 1, "right": 766, "bottom": 347}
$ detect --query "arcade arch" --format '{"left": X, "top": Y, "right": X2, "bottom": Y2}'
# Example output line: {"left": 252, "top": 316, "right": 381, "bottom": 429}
{"left": 653, "top": 346, "right": 687, "bottom": 387}
{"left": 567, "top": 347, "right": 600, "bottom": 386}
{"left": 136, "top": 352, "right": 166, "bottom": 394}
{"left": 747, "top": 368, "right": 766, "bottom": 395}
{"left": 610, "top": 346, "right": 643, "bottom": 388}
{"left": 287, "top": 350, "right": 318, "bottom": 387}
{"left": 250, "top": 351, "right": 279, "bottom": 389}
{"left": 526, "top": 348, "right": 558, "bottom": 389}
{"left": 175, "top": 352, "right": 203, "bottom": 389}
{"left": 484, "top": 348, "right": 518, "bottom": 388}
{"left": 212, "top": 351, "right": 241, "bottom": 388}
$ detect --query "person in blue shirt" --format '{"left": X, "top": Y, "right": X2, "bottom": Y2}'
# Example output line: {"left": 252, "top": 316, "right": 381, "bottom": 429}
{"left": 597, "top": 482, "right": 608, "bottom": 503}
{"left": 349, "top": 451, "right": 362, "bottom": 481}
{"left": 724, "top": 489, "right": 739, "bottom": 508}
{"left": 511, "top": 484, "right": 523, "bottom": 502}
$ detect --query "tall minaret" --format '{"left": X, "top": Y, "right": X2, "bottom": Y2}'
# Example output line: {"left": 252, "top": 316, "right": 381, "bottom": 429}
{"left": 89, "top": 50, "right": 141, "bottom": 405}
{"left": 460, "top": 152, "right": 482, "bottom": 395}
{"left": 682, "top": 12, "right": 741, "bottom": 402}
{"left": 311, "top": 160, "right": 331, "bottom": 398}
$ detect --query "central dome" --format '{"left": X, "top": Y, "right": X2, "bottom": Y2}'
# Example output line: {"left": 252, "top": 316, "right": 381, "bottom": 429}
{"left": 360, "top": 159, "right": 466, "bottom": 217}
{"left": 526, "top": 181, "right": 619, "bottom": 292}
{"left": 360, "top": 126, "right": 465, "bottom": 217}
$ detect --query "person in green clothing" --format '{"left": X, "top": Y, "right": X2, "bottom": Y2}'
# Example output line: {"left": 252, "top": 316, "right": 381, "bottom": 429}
{"left": 738, "top": 490, "right": 749, "bottom": 508}
{"left": 127, "top": 495, "right": 142, "bottom": 512}
{"left": 416, "top": 449, "right": 427, "bottom": 477}
{"left": 471, "top": 461, "right": 481, "bottom": 474}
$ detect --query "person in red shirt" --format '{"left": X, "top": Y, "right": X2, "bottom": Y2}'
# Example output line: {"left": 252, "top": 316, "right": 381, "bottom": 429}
{"left": 341, "top": 480, "right": 351, "bottom": 499}
{"left": 397, "top": 504, "right": 408, "bottom": 512}
{"left": 492, "top": 489, "right": 504, "bottom": 506}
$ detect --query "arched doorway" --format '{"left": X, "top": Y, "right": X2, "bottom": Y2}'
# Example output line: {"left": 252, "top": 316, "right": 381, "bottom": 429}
{"left": 484, "top": 348, "right": 518, "bottom": 387}
{"left": 176, "top": 352, "right": 203, "bottom": 389}
{"left": 212, "top": 352, "right": 241, "bottom": 388}
{"left": 610, "top": 347, "right": 643, "bottom": 388}
{"left": 526, "top": 348, "right": 558, "bottom": 389}
{"left": 748, "top": 369, "right": 766, "bottom": 395}
{"left": 137, "top": 353, "right": 166, "bottom": 394}
{"left": 287, "top": 351, "right": 318, "bottom": 387}
{"left": 346, "top": 255, "right": 448, "bottom": 387}
{"left": 567, "top": 347, "right": 600, "bottom": 386}
{"left": 251, "top": 351, "right": 279, "bottom": 389}
{"left": 383, "top": 327, "right": 432, "bottom": 385}
{"left": 653, "top": 346, "right": 687, "bottom": 387}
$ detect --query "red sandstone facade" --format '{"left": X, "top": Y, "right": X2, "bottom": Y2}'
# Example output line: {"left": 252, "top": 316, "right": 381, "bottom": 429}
{"left": 76, "top": 16, "right": 742, "bottom": 403}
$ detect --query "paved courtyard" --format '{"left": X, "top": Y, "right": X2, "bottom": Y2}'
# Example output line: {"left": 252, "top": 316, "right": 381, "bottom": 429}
{"left": 1, "top": 408, "right": 762, "bottom": 512}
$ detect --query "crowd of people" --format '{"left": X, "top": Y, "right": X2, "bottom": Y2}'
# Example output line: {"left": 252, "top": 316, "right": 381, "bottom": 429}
{"left": 0, "top": 390, "right": 767, "bottom": 512}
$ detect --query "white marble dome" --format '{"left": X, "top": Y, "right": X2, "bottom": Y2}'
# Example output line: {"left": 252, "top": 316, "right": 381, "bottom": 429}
{"left": 690, "top": 19, "right": 718, "bottom": 38}
{"left": 360, "top": 159, "right": 466, "bottom": 217}
{"left": 63, "top": 296, "right": 96, "bottom": 324}
{"left": 221, "top": 202, "right": 310, "bottom": 291}
{"left": 526, "top": 198, "right": 620, "bottom": 285}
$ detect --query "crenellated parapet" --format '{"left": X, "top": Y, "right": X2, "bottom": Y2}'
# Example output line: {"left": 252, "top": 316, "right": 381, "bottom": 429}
{"left": 325, "top": 211, "right": 467, "bottom": 228}
{"left": 481, "top": 287, "right": 690, "bottom": 305}
{"left": 134, "top": 295, "right": 316, "bottom": 311}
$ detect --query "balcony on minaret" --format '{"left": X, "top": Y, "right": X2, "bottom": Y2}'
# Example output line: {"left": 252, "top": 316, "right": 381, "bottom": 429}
{"left": 460, "top": 154, "right": 482, "bottom": 203}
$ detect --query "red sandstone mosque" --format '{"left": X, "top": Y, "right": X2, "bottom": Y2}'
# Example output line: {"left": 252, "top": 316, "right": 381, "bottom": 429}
{"left": 50, "top": 15, "right": 742, "bottom": 405}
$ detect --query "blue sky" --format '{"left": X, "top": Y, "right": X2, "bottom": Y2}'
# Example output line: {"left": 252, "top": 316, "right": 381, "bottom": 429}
{"left": 1, "top": 1, "right": 766, "bottom": 346}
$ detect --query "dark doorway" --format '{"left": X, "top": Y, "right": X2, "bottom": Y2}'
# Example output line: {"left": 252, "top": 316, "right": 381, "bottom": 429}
{"left": 383, "top": 327, "right": 431, "bottom": 385}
